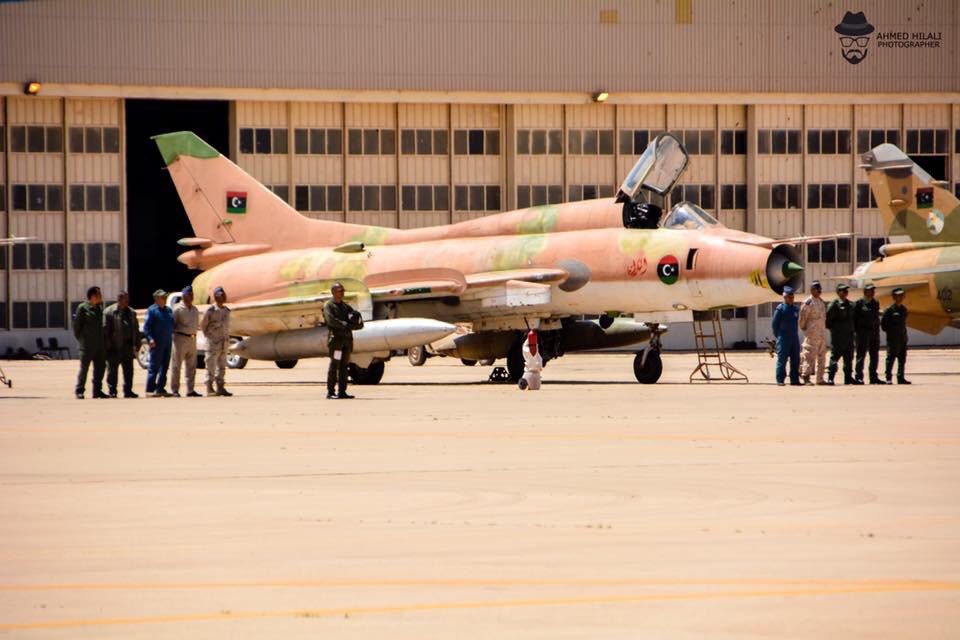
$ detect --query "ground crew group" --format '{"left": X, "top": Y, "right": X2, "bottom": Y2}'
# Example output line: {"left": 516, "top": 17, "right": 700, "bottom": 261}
{"left": 772, "top": 281, "right": 911, "bottom": 386}
{"left": 73, "top": 284, "right": 234, "bottom": 399}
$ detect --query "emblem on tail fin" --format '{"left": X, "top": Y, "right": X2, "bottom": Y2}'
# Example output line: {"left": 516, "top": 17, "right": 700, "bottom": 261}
{"left": 226, "top": 191, "right": 247, "bottom": 214}
{"left": 926, "top": 210, "right": 945, "bottom": 235}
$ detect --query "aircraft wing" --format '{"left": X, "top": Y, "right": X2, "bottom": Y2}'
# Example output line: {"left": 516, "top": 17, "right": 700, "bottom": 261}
{"left": 840, "top": 264, "right": 960, "bottom": 281}
{"left": 725, "top": 232, "right": 853, "bottom": 249}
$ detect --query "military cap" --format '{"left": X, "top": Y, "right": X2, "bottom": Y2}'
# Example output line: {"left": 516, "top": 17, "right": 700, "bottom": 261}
{"left": 810, "top": 280, "right": 822, "bottom": 289}
{"left": 864, "top": 283, "right": 876, "bottom": 291}
{"left": 782, "top": 286, "right": 795, "bottom": 295}
{"left": 182, "top": 285, "right": 193, "bottom": 295}
{"left": 152, "top": 288, "right": 168, "bottom": 298}
{"left": 892, "top": 287, "right": 906, "bottom": 296}
{"left": 213, "top": 286, "right": 226, "bottom": 296}
{"left": 836, "top": 283, "right": 849, "bottom": 292}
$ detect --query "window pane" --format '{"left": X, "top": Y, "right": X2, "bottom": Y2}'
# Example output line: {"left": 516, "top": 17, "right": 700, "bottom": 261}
{"left": 13, "top": 302, "right": 28, "bottom": 329}
{"left": 85, "top": 185, "right": 102, "bottom": 211}
{"left": 30, "top": 301, "right": 47, "bottom": 328}
{"left": 416, "top": 185, "right": 432, "bottom": 211}
{"left": 47, "top": 184, "right": 63, "bottom": 211}
{"left": 532, "top": 185, "right": 547, "bottom": 206}
{"left": 856, "top": 130, "right": 870, "bottom": 154}
{"left": 13, "top": 184, "right": 27, "bottom": 210}
{"left": 364, "top": 129, "right": 380, "bottom": 155}
{"left": 759, "top": 184, "right": 772, "bottom": 208}
{"left": 821, "top": 240, "right": 835, "bottom": 263}
{"left": 821, "top": 184, "right": 836, "bottom": 208}
{"left": 807, "top": 184, "right": 820, "bottom": 209}
{"left": 807, "top": 243, "right": 820, "bottom": 263}
{"left": 683, "top": 130, "right": 699, "bottom": 154}
{"left": 363, "top": 185, "right": 379, "bottom": 211}
{"left": 469, "top": 185, "right": 484, "bottom": 211}
{"left": 549, "top": 130, "right": 563, "bottom": 155}
{"left": 905, "top": 130, "right": 919, "bottom": 154}
{"left": 935, "top": 129, "right": 948, "bottom": 154}
{"left": 326, "top": 129, "right": 342, "bottom": 154}
{"left": 683, "top": 185, "right": 700, "bottom": 205}
{"left": 432, "top": 130, "right": 447, "bottom": 155}
{"left": 582, "top": 129, "right": 598, "bottom": 154}
{"left": 720, "top": 130, "right": 734, "bottom": 155}
{"left": 837, "top": 238, "right": 851, "bottom": 262}
{"left": 12, "top": 244, "right": 27, "bottom": 269}
{"left": 516, "top": 186, "right": 530, "bottom": 208}
{"left": 295, "top": 185, "right": 309, "bottom": 210}
{"left": 46, "top": 126, "right": 63, "bottom": 153}
{"left": 70, "top": 243, "right": 85, "bottom": 269}
{"left": 308, "top": 128, "right": 324, "bottom": 154}
{"left": 103, "top": 127, "right": 120, "bottom": 153}
{"left": 787, "top": 184, "right": 800, "bottom": 209}
{"left": 597, "top": 130, "right": 613, "bottom": 155}
{"left": 837, "top": 129, "right": 851, "bottom": 154}
{"left": 735, "top": 184, "right": 747, "bottom": 209}
{"left": 27, "top": 125, "right": 45, "bottom": 152}
{"left": 619, "top": 130, "right": 633, "bottom": 155}
{"left": 701, "top": 185, "right": 715, "bottom": 209}
{"left": 402, "top": 185, "right": 416, "bottom": 210}
{"left": 29, "top": 243, "right": 46, "bottom": 269}
{"left": 516, "top": 130, "right": 529, "bottom": 154}
{"left": 348, "top": 129, "right": 363, "bottom": 155}
{"left": 310, "top": 185, "right": 326, "bottom": 211}
{"left": 872, "top": 129, "right": 886, "bottom": 149}
{"left": 401, "top": 129, "right": 416, "bottom": 154}
{"left": 787, "top": 130, "right": 801, "bottom": 154}
{"left": 856, "top": 237, "right": 869, "bottom": 261}
{"left": 381, "top": 185, "right": 396, "bottom": 210}
{"left": 807, "top": 130, "right": 821, "bottom": 154}
{"left": 837, "top": 184, "right": 850, "bottom": 209}
{"left": 599, "top": 184, "right": 616, "bottom": 198}
{"left": 485, "top": 129, "right": 499, "bottom": 154}
{"left": 239, "top": 128, "right": 254, "bottom": 153}
{"left": 721, "top": 184, "right": 734, "bottom": 209}
{"left": 28, "top": 184, "right": 46, "bottom": 210}
{"left": 271, "top": 129, "right": 288, "bottom": 154}
{"left": 758, "top": 129, "right": 771, "bottom": 154}
{"left": 453, "top": 130, "right": 467, "bottom": 155}
{"left": 85, "top": 127, "right": 102, "bottom": 153}
{"left": 416, "top": 129, "right": 431, "bottom": 155}
{"left": 886, "top": 129, "right": 899, "bottom": 147}
{"left": 465, "top": 129, "right": 482, "bottom": 155}
{"left": 734, "top": 130, "right": 746, "bottom": 154}
{"left": 434, "top": 185, "right": 448, "bottom": 211}
{"left": 771, "top": 130, "right": 787, "bottom": 154}
{"left": 105, "top": 242, "right": 121, "bottom": 269}
{"left": 486, "top": 185, "right": 501, "bottom": 211}
{"left": 568, "top": 130, "right": 582, "bottom": 154}
{"left": 69, "top": 185, "right": 85, "bottom": 211}
{"left": 87, "top": 243, "right": 103, "bottom": 269}
{"left": 583, "top": 184, "right": 598, "bottom": 200}
{"left": 454, "top": 185, "right": 468, "bottom": 210}
{"left": 531, "top": 130, "right": 547, "bottom": 155}
{"left": 48, "top": 301, "right": 65, "bottom": 329}
{"left": 104, "top": 185, "right": 120, "bottom": 211}
{"left": 548, "top": 185, "right": 562, "bottom": 204}
{"left": 11, "top": 126, "right": 26, "bottom": 152}
{"left": 856, "top": 184, "right": 870, "bottom": 209}
{"left": 821, "top": 129, "right": 836, "bottom": 154}
{"left": 871, "top": 238, "right": 885, "bottom": 259}
{"left": 700, "top": 130, "right": 715, "bottom": 155}
{"left": 327, "top": 185, "right": 343, "bottom": 211}
{"left": 381, "top": 129, "right": 396, "bottom": 155}
{"left": 254, "top": 128, "right": 271, "bottom": 154}
{"left": 919, "top": 129, "right": 934, "bottom": 154}
{"left": 294, "top": 129, "right": 308, "bottom": 154}
{"left": 348, "top": 185, "right": 363, "bottom": 211}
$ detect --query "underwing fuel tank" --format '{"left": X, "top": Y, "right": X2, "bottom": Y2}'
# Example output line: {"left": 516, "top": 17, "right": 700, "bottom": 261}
{"left": 232, "top": 318, "right": 456, "bottom": 361}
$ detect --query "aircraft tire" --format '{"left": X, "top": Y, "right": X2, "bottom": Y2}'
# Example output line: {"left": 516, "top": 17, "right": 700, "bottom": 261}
{"left": 460, "top": 358, "right": 478, "bottom": 366}
{"left": 137, "top": 339, "right": 150, "bottom": 370}
{"left": 349, "top": 360, "right": 385, "bottom": 385}
{"left": 275, "top": 359, "right": 299, "bottom": 369}
{"left": 407, "top": 345, "right": 428, "bottom": 366}
{"left": 633, "top": 350, "right": 663, "bottom": 384}
{"left": 227, "top": 337, "right": 248, "bottom": 369}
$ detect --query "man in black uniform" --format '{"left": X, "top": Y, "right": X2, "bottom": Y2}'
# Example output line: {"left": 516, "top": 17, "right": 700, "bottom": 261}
{"left": 74, "top": 285, "right": 107, "bottom": 399}
{"left": 881, "top": 287, "right": 911, "bottom": 384}
{"left": 825, "top": 283, "right": 856, "bottom": 385}
{"left": 853, "top": 283, "right": 885, "bottom": 385}
{"left": 322, "top": 282, "right": 364, "bottom": 399}
{"left": 103, "top": 290, "right": 140, "bottom": 398}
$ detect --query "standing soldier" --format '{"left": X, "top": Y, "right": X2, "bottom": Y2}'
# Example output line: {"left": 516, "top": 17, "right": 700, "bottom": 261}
{"left": 771, "top": 286, "right": 802, "bottom": 386}
{"left": 103, "top": 291, "right": 139, "bottom": 398}
{"left": 170, "top": 285, "right": 201, "bottom": 397}
{"left": 200, "top": 286, "right": 233, "bottom": 397}
{"left": 825, "top": 283, "right": 856, "bottom": 385}
{"left": 799, "top": 280, "right": 827, "bottom": 385}
{"left": 322, "top": 282, "right": 364, "bottom": 399}
{"left": 73, "top": 285, "right": 106, "bottom": 399}
{"left": 143, "top": 289, "right": 175, "bottom": 397}
{"left": 853, "top": 283, "right": 885, "bottom": 385}
{"left": 881, "top": 287, "right": 911, "bottom": 384}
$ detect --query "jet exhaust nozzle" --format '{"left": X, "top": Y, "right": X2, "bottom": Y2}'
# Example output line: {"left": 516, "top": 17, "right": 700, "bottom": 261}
{"left": 765, "top": 245, "right": 804, "bottom": 294}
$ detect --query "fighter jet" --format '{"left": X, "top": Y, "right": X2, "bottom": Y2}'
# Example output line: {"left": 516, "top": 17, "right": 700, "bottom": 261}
{"left": 154, "top": 131, "right": 811, "bottom": 384}
{"left": 850, "top": 144, "right": 960, "bottom": 334}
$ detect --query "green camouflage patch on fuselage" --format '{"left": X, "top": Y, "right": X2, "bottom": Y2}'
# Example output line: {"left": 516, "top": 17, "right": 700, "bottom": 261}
{"left": 516, "top": 205, "right": 560, "bottom": 235}
{"left": 351, "top": 226, "right": 392, "bottom": 246}
{"left": 487, "top": 235, "right": 549, "bottom": 271}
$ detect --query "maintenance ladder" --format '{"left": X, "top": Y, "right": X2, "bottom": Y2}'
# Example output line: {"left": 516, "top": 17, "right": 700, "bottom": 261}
{"left": 689, "top": 310, "right": 749, "bottom": 383}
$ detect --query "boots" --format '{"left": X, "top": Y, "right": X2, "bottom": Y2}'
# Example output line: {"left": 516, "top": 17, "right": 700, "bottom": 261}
{"left": 216, "top": 383, "right": 233, "bottom": 397}
{"left": 206, "top": 383, "right": 217, "bottom": 397}
{"left": 897, "top": 377, "right": 912, "bottom": 385}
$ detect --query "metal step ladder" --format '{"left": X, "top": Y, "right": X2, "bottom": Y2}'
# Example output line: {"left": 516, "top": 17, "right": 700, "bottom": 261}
{"left": 689, "top": 310, "right": 749, "bottom": 383}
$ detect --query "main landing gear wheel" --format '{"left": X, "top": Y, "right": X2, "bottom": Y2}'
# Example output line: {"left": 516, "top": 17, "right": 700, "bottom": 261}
{"left": 407, "top": 345, "right": 428, "bottom": 366}
{"left": 275, "top": 359, "right": 298, "bottom": 369}
{"left": 633, "top": 350, "right": 663, "bottom": 384}
{"left": 460, "top": 358, "right": 478, "bottom": 366}
{"left": 349, "top": 360, "right": 385, "bottom": 385}
{"left": 137, "top": 340, "right": 150, "bottom": 369}
{"left": 227, "top": 337, "right": 248, "bottom": 369}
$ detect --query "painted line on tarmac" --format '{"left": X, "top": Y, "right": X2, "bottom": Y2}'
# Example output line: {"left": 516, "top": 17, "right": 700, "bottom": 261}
{"left": 1, "top": 582, "right": 958, "bottom": 631}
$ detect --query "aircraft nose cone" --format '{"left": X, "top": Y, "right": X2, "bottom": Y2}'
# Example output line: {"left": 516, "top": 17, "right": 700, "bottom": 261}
{"left": 782, "top": 261, "right": 804, "bottom": 279}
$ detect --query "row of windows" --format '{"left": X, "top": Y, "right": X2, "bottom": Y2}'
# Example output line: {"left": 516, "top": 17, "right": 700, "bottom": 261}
{"left": 4, "top": 242, "right": 121, "bottom": 270}
{"left": 758, "top": 129, "right": 802, "bottom": 155}
{"left": 9, "top": 301, "right": 67, "bottom": 329}
{"left": 239, "top": 128, "right": 289, "bottom": 155}
{"left": 568, "top": 184, "right": 617, "bottom": 202}
{"left": 806, "top": 184, "right": 852, "bottom": 209}
{"left": 288, "top": 183, "right": 504, "bottom": 212}
{"left": 517, "top": 129, "right": 563, "bottom": 155}
{"left": 6, "top": 125, "right": 121, "bottom": 155}
{"left": 806, "top": 130, "right": 852, "bottom": 155}
{"left": 257, "top": 127, "right": 504, "bottom": 157}
{"left": 758, "top": 184, "right": 802, "bottom": 209}
{"left": 806, "top": 238, "right": 852, "bottom": 263}
{"left": 904, "top": 129, "right": 950, "bottom": 156}
{"left": 856, "top": 129, "right": 900, "bottom": 154}
{"left": 517, "top": 185, "right": 564, "bottom": 208}
{"left": 567, "top": 129, "right": 616, "bottom": 155}
{"left": 454, "top": 185, "right": 501, "bottom": 211}
{"left": 720, "top": 184, "right": 749, "bottom": 210}
{"left": 293, "top": 128, "right": 342, "bottom": 155}
{"left": 10, "top": 184, "right": 121, "bottom": 212}
{"left": 670, "top": 184, "right": 716, "bottom": 210}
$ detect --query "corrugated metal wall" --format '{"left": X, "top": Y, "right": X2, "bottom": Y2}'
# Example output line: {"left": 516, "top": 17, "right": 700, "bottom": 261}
{"left": 1, "top": 0, "right": 957, "bottom": 94}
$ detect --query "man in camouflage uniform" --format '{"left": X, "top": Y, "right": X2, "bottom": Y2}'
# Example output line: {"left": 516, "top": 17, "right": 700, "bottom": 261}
{"left": 322, "top": 282, "right": 364, "bottom": 399}
{"left": 73, "top": 285, "right": 106, "bottom": 399}
{"left": 170, "top": 285, "right": 201, "bottom": 397}
{"left": 853, "top": 283, "right": 885, "bottom": 385}
{"left": 798, "top": 280, "right": 827, "bottom": 385}
{"left": 881, "top": 287, "right": 911, "bottom": 384}
{"left": 200, "top": 286, "right": 233, "bottom": 396}
{"left": 825, "top": 283, "right": 856, "bottom": 385}
{"left": 103, "top": 290, "right": 139, "bottom": 398}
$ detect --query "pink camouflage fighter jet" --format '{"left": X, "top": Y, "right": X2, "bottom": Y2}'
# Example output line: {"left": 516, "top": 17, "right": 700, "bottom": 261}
{"left": 154, "top": 131, "right": 821, "bottom": 384}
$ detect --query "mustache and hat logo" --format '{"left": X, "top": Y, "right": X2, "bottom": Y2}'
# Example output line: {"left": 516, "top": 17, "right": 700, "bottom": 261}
{"left": 835, "top": 11, "right": 874, "bottom": 65}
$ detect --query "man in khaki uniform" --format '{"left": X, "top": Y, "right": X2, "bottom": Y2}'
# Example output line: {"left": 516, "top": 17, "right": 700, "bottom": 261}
{"left": 170, "top": 285, "right": 201, "bottom": 397}
{"left": 798, "top": 280, "right": 827, "bottom": 385}
{"left": 200, "top": 286, "right": 232, "bottom": 397}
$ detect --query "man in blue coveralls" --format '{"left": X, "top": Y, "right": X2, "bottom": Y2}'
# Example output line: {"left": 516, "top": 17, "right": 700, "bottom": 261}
{"left": 143, "top": 288, "right": 175, "bottom": 397}
{"left": 771, "top": 285, "right": 802, "bottom": 386}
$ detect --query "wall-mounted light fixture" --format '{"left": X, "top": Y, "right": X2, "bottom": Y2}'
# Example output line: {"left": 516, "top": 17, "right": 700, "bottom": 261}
{"left": 24, "top": 81, "right": 42, "bottom": 96}
{"left": 592, "top": 92, "right": 609, "bottom": 103}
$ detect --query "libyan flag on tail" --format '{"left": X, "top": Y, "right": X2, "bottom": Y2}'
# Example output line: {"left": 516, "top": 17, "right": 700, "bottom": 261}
{"left": 916, "top": 187, "right": 933, "bottom": 209}
{"left": 226, "top": 191, "right": 247, "bottom": 214}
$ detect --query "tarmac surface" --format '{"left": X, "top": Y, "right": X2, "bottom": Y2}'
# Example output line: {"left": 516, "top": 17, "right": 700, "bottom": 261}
{"left": 1, "top": 350, "right": 959, "bottom": 638}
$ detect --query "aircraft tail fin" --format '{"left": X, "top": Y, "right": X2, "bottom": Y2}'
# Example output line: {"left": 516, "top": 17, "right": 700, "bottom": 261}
{"left": 863, "top": 143, "right": 960, "bottom": 244}
{"left": 152, "top": 132, "right": 373, "bottom": 252}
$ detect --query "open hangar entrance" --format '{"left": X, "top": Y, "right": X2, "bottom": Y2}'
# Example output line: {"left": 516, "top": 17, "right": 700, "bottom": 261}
{"left": 125, "top": 99, "right": 229, "bottom": 308}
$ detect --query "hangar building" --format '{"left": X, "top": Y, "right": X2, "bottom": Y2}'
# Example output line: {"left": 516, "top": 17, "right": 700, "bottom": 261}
{"left": 1, "top": 0, "right": 958, "bottom": 353}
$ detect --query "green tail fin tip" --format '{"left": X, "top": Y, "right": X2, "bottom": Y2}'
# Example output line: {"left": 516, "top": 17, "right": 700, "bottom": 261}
{"left": 152, "top": 131, "right": 220, "bottom": 166}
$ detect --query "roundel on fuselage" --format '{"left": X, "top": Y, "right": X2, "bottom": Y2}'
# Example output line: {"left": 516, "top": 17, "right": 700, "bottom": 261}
{"left": 657, "top": 255, "right": 680, "bottom": 285}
